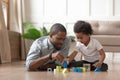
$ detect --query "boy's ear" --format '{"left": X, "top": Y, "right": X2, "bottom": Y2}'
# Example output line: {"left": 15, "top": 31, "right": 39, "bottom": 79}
{"left": 88, "top": 34, "right": 91, "bottom": 36}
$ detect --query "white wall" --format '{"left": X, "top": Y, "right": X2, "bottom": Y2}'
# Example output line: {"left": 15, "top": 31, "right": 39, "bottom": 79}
{"left": 23, "top": 0, "right": 120, "bottom": 61}
{"left": 24, "top": 0, "right": 120, "bottom": 36}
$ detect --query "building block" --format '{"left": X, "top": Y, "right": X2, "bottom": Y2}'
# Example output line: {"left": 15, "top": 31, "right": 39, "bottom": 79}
{"left": 56, "top": 66, "right": 62, "bottom": 72}
{"left": 94, "top": 67, "right": 101, "bottom": 72}
{"left": 77, "top": 68, "right": 82, "bottom": 72}
{"left": 73, "top": 67, "right": 83, "bottom": 72}
{"left": 62, "top": 68, "right": 69, "bottom": 73}
{"left": 82, "top": 67, "right": 86, "bottom": 72}
{"left": 83, "top": 64, "right": 91, "bottom": 71}
{"left": 73, "top": 68, "right": 78, "bottom": 72}
{"left": 63, "top": 61, "right": 67, "bottom": 68}
{"left": 47, "top": 68, "right": 52, "bottom": 72}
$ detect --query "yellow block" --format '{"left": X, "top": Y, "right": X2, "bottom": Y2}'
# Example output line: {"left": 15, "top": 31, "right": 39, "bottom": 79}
{"left": 82, "top": 67, "right": 86, "bottom": 72}
{"left": 62, "top": 69, "right": 69, "bottom": 73}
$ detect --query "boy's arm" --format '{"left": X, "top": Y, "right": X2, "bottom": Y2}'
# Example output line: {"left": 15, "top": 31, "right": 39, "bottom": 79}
{"left": 68, "top": 50, "right": 78, "bottom": 63}
{"left": 98, "top": 49, "right": 105, "bottom": 64}
{"left": 93, "top": 49, "right": 105, "bottom": 67}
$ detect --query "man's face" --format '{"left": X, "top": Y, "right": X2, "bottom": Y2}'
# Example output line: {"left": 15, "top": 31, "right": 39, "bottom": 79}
{"left": 75, "top": 32, "right": 90, "bottom": 45}
{"left": 50, "top": 31, "right": 66, "bottom": 50}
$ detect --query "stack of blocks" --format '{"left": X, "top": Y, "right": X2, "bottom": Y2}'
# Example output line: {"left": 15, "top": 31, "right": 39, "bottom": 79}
{"left": 54, "top": 61, "right": 69, "bottom": 73}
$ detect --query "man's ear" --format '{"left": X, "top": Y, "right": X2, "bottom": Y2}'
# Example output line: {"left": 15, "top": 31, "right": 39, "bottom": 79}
{"left": 49, "top": 33, "right": 53, "bottom": 38}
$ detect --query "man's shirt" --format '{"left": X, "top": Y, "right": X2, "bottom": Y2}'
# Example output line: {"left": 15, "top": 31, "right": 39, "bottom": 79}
{"left": 26, "top": 36, "right": 70, "bottom": 70}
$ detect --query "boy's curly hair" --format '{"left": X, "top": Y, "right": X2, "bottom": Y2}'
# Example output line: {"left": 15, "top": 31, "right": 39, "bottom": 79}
{"left": 74, "top": 21, "right": 93, "bottom": 35}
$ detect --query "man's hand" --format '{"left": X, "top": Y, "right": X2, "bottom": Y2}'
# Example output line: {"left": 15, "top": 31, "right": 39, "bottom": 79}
{"left": 63, "top": 58, "right": 70, "bottom": 64}
{"left": 52, "top": 51, "right": 64, "bottom": 62}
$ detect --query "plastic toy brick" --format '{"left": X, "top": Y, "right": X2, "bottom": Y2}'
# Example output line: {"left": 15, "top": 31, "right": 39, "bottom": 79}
{"left": 47, "top": 68, "right": 52, "bottom": 72}
{"left": 77, "top": 68, "right": 82, "bottom": 72}
{"left": 56, "top": 66, "right": 62, "bottom": 72}
{"left": 83, "top": 64, "right": 91, "bottom": 71}
{"left": 63, "top": 61, "right": 67, "bottom": 68}
{"left": 74, "top": 68, "right": 78, "bottom": 72}
{"left": 82, "top": 67, "right": 86, "bottom": 72}
{"left": 94, "top": 67, "right": 101, "bottom": 72}
{"left": 62, "top": 68, "right": 69, "bottom": 73}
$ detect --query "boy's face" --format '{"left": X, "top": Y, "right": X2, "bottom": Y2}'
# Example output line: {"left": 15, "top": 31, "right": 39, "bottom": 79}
{"left": 75, "top": 32, "right": 90, "bottom": 45}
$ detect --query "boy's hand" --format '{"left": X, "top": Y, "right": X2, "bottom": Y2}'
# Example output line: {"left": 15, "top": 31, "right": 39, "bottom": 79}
{"left": 93, "top": 62, "right": 102, "bottom": 68}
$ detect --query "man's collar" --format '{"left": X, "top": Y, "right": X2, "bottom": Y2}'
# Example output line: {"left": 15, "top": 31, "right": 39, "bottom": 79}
{"left": 47, "top": 37, "right": 54, "bottom": 50}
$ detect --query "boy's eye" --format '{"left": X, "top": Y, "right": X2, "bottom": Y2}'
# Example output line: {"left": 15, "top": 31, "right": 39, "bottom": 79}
{"left": 77, "top": 37, "right": 83, "bottom": 40}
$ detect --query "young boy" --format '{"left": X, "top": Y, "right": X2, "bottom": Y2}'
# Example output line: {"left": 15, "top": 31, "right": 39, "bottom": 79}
{"left": 68, "top": 21, "right": 108, "bottom": 71}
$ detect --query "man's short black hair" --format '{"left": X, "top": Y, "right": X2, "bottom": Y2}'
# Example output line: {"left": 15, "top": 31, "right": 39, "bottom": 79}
{"left": 74, "top": 21, "right": 93, "bottom": 35}
{"left": 50, "top": 23, "right": 67, "bottom": 35}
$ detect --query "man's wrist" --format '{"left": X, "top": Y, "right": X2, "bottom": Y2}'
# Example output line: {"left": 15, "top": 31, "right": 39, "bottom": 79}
{"left": 49, "top": 54, "right": 52, "bottom": 60}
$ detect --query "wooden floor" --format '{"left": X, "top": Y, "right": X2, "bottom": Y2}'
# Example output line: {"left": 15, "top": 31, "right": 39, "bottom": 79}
{"left": 0, "top": 59, "right": 120, "bottom": 80}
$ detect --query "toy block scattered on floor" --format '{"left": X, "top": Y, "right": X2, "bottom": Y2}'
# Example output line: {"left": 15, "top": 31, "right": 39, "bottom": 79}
{"left": 77, "top": 68, "right": 82, "bottom": 72}
{"left": 83, "top": 64, "right": 91, "bottom": 71}
{"left": 47, "top": 68, "right": 52, "bottom": 72}
{"left": 94, "top": 67, "right": 101, "bottom": 72}
{"left": 63, "top": 61, "right": 67, "bottom": 68}
{"left": 73, "top": 68, "right": 78, "bottom": 72}
{"left": 56, "top": 66, "right": 62, "bottom": 72}
{"left": 54, "top": 65, "right": 69, "bottom": 73}
{"left": 73, "top": 67, "right": 86, "bottom": 73}
{"left": 82, "top": 67, "right": 86, "bottom": 72}
{"left": 62, "top": 68, "right": 69, "bottom": 73}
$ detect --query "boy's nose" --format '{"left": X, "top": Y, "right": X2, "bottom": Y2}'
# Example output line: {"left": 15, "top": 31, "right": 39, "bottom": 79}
{"left": 77, "top": 39, "right": 82, "bottom": 42}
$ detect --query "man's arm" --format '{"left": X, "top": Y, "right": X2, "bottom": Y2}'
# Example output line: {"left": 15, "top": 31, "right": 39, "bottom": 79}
{"left": 26, "top": 37, "right": 67, "bottom": 71}
{"left": 26, "top": 39, "right": 51, "bottom": 71}
{"left": 30, "top": 51, "right": 65, "bottom": 70}
{"left": 29, "top": 54, "right": 50, "bottom": 71}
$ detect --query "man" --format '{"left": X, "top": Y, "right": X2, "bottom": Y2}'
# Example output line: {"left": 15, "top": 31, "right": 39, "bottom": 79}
{"left": 26, "top": 23, "right": 70, "bottom": 71}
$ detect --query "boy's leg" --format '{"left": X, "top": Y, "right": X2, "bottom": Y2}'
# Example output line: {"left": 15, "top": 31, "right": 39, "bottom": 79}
{"left": 100, "top": 63, "right": 108, "bottom": 71}
{"left": 68, "top": 60, "right": 108, "bottom": 71}
{"left": 68, "top": 60, "right": 89, "bottom": 68}
{"left": 91, "top": 61, "right": 108, "bottom": 71}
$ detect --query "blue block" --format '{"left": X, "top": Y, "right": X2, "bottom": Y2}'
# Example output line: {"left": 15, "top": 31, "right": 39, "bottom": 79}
{"left": 74, "top": 68, "right": 78, "bottom": 72}
{"left": 94, "top": 67, "right": 101, "bottom": 72}
{"left": 77, "top": 68, "right": 82, "bottom": 72}
{"left": 63, "top": 61, "right": 67, "bottom": 68}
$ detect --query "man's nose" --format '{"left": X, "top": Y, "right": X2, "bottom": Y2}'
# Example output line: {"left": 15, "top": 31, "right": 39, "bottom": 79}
{"left": 59, "top": 40, "right": 64, "bottom": 44}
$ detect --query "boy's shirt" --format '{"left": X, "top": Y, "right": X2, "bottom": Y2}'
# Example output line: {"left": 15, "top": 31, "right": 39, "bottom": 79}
{"left": 75, "top": 38, "right": 103, "bottom": 62}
